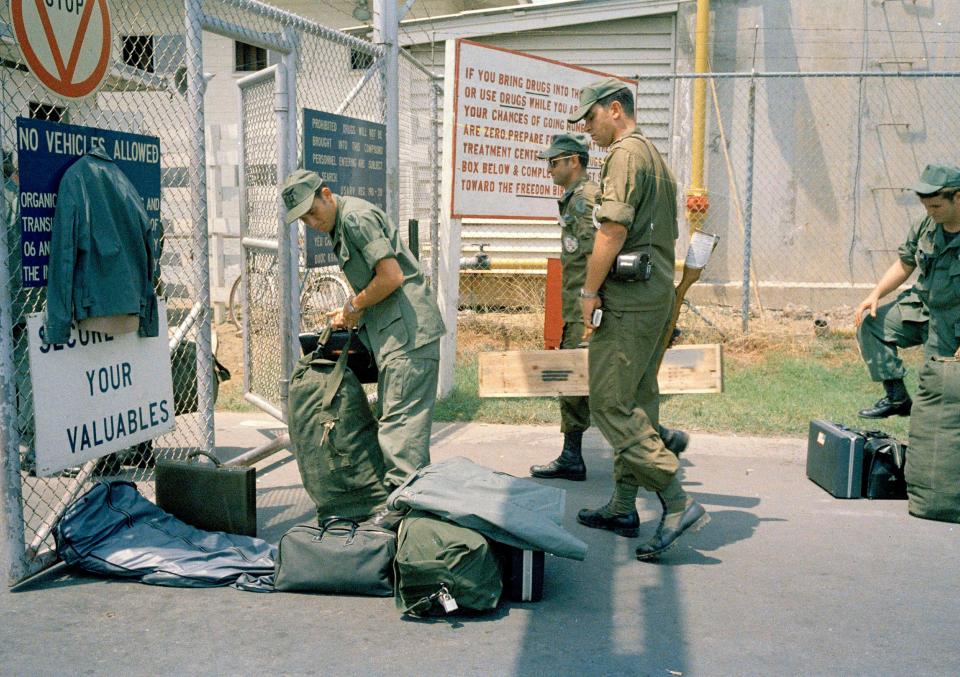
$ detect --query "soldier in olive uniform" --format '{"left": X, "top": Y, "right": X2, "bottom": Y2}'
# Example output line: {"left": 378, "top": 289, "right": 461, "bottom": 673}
{"left": 529, "top": 133, "right": 690, "bottom": 481}
{"left": 855, "top": 164, "right": 960, "bottom": 418}
{"left": 282, "top": 170, "right": 446, "bottom": 497}
{"left": 568, "top": 78, "right": 708, "bottom": 560}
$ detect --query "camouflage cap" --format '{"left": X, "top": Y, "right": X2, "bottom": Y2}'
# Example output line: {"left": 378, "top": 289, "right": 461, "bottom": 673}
{"left": 911, "top": 164, "right": 960, "bottom": 195}
{"left": 536, "top": 132, "right": 591, "bottom": 159}
{"left": 567, "top": 77, "right": 631, "bottom": 123}
{"left": 281, "top": 169, "right": 324, "bottom": 224}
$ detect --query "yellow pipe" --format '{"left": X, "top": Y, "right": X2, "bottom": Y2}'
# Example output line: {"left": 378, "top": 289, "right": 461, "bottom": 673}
{"left": 686, "top": 0, "right": 711, "bottom": 233}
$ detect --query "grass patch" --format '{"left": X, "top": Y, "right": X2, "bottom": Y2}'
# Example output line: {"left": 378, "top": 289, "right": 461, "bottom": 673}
{"left": 436, "top": 342, "right": 922, "bottom": 439}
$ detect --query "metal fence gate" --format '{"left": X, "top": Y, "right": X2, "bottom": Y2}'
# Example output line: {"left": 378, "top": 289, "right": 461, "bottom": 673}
{"left": 0, "top": 0, "right": 215, "bottom": 583}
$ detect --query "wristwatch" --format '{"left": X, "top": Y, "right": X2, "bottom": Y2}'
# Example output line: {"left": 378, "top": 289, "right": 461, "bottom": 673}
{"left": 579, "top": 289, "right": 599, "bottom": 299}
{"left": 346, "top": 297, "right": 359, "bottom": 314}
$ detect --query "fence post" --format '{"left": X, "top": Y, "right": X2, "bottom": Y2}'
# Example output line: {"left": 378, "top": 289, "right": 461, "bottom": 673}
{"left": 283, "top": 26, "right": 301, "bottom": 364}
{"left": 430, "top": 80, "right": 442, "bottom": 294}
{"left": 374, "top": 0, "right": 400, "bottom": 228}
{"left": 0, "top": 143, "right": 26, "bottom": 585}
{"left": 437, "top": 40, "right": 461, "bottom": 398}
{"left": 185, "top": 0, "right": 215, "bottom": 452}
{"left": 742, "top": 74, "right": 757, "bottom": 333}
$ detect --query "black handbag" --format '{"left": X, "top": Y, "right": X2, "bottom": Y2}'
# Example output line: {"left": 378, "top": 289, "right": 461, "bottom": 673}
{"left": 155, "top": 451, "right": 257, "bottom": 536}
{"left": 274, "top": 517, "right": 396, "bottom": 596}
{"left": 298, "top": 326, "right": 378, "bottom": 384}
{"left": 864, "top": 437, "right": 908, "bottom": 500}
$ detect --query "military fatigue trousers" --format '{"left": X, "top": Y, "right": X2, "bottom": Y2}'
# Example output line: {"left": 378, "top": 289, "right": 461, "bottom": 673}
{"left": 560, "top": 321, "right": 591, "bottom": 433}
{"left": 857, "top": 291, "right": 928, "bottom": 382}
{"left": 376, "top": 340, "right": 440, "bottom": 487}
{"left": 588, "top": 304, "right": 679, "bottom": 492}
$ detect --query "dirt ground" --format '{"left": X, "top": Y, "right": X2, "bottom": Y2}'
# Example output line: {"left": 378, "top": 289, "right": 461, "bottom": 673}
{"left": 213, "top": 300, "right": 866, "bottom": 410}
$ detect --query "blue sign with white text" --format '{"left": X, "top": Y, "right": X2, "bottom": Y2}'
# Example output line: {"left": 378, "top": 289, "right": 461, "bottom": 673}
{"left": 15, "top": 117, "right": 161, "bottom": 288}
{"left": 302, "top": 109, "right": 386, "bottom": 268}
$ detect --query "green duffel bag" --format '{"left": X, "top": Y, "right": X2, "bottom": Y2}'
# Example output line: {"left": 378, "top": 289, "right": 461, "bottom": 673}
{"left": 906, "top": 356, "right": 960, "bottom": 523}
{"left": 288, "top": 328, "right": 389, "bottom": 521}
{"left": 394, "top": 511, "right": 502, "bottom": 616}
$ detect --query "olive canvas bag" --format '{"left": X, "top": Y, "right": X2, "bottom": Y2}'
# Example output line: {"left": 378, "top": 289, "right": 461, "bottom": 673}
{"left": 287, "top": 328, "right": 389, "bottom": 520}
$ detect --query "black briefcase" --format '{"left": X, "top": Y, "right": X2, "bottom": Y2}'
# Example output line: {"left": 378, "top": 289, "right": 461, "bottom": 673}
{"left": 298, "top": 329, "right": 379, "bottom": 384}
{"left": 806, "top": 420, "right": 869, "bottom": 498}
{"left": 155, "top": 451, "right": 257, "bottom": 536}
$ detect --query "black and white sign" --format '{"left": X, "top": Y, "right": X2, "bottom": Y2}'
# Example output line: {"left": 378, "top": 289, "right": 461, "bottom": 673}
{"left": 27, "top": 302, "right": 175, "bottom": 476}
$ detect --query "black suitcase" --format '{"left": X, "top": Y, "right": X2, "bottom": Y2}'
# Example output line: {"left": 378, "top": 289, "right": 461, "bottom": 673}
{"left": 155, "top": 451, "right": 257, "bottom": 536}
{"left": 495, "top": 544, "right": 545, "bottom": 602}
{"left": 806, "top": 420, "right": 868, "bottom": 498}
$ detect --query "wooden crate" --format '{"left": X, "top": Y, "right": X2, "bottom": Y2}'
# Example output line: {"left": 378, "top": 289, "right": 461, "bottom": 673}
{"left": 478, "top": 344, "right": 723, "bottom": 397}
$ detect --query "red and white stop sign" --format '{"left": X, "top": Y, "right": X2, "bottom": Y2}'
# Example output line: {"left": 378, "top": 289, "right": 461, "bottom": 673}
{"left": 10, "top": 0, "right": 112, "bottom": 100}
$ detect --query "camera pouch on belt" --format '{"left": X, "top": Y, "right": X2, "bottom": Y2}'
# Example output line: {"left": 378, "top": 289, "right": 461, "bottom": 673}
{"left": 609, "top": 252, "right": 652, "bottom": 282}
{"left": 609, "top": 220, "right": 655, "bottom": 282}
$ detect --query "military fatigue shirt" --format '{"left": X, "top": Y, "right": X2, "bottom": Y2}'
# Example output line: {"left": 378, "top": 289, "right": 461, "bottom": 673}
{"left": 559, "top": 174, "right": 600, "bottom": 323}
{"left": 331, "top": 195, "right": 445, "bottom": 365}
{"left": 897, "top": 215, "right": 960, "bottom": 353}
{"left": 595, "top": 131, "right": 678, "bottom": 311}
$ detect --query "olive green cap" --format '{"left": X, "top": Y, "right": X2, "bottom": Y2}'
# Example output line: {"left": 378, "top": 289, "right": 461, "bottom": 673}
{"left": 536, "top": 132, "right": 591, "bottom": 159}
{"left": 281, "top": 169, "right": 324, "bottom": 224}
{"left": 911, "top": 164, "right": 960, "bottom": 195}
{"left": 567, "top": 77, "right": 631, "bottom": 123}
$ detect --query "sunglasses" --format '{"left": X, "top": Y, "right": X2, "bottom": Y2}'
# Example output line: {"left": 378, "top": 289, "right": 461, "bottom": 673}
{"left": 548, "top": 155, "right": 576, "bottom": 168}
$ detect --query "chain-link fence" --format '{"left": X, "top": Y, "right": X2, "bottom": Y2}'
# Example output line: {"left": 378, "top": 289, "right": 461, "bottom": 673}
{"left": 0, "top": 0, "right": 450, "bottom": 585}
{"left": 398, "top": 50, "right": 441, "bottom": 286}
{"left": 453, "top": 70, "right": 960, "bottom": 346}
{"left": 1, "top": 0, "right": 215, "bottom": 581}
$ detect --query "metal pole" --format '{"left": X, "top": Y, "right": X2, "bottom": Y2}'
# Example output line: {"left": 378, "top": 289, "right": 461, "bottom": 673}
{"left": 373, "top": 0, "right": 401, "bottom": 228}
{"left": 408, "top": 219, "right": 419, "bottom": 259}
{"left": 274, "top": 61, "right": 293, "bottom": 421}
{"left": 742, "top": 75, "right": 757, "bottom": 333}
{"left": 283, "top": 27, "right": 301, "bottom": 373}
{"left": 0, "top": 144, "right": 26, "bottom": 585}
{"left": 185, "top": 0, "right": 215, "bottom": 453}
{"left": 430, "top": 80, "right": 441, "bottom": 294}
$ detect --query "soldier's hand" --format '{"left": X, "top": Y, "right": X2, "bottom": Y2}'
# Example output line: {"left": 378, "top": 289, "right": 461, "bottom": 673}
{"left": 581, "top": 296, "right": 602, "bottom": 339}
{"left": 326, "top": 308, "right": 347, "bottom": 329}
{"left": 854, "top": 295, "right": 878, "bottom": 328}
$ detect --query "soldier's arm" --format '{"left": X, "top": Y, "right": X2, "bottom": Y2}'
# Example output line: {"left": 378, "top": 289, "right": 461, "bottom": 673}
{"left": 334, "top": 210, "right": 403, "bottom": 326}
{"left": 581, "top": 152, "right": 635, "bottom": 333}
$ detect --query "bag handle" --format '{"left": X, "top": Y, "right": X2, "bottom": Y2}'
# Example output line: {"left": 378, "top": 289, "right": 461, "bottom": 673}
{"left": 186, "top": 450, "right": 223, "bottom": 467}
{"left": 316, "top": 516, "right": 359, "bottom": 541}
{"left": 320, "top": 328, "right": 353, "bottom": 412}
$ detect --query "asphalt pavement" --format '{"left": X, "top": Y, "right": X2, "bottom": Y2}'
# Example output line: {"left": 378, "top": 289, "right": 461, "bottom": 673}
{"left": 1, "top": 413, "right": 957, "bottom": 676}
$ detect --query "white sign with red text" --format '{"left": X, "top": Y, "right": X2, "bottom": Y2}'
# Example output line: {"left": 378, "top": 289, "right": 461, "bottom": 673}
{"left": 450, "top": 39, "right": 633, "bottom": 220}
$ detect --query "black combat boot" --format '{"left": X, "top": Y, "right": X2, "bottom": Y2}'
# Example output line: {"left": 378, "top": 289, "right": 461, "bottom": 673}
{"left": 530, "top": 431, "right": 586, "bottom": 481}
{"left": 858, "top": 379, "right": 912, "bottom": 419}
{"left": 577, "top": 482, "right": 640, "bottom": 537}
{"left": 635, "top": 476, "right": 709, "bottom": 560}
{"left": 658, "top": 425, "right": 690, "bottom": 456}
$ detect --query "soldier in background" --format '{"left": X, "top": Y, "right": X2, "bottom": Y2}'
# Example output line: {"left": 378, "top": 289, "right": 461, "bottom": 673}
{"left": 855, "top": 164, "right": 960, "bottom": 418}
{"left": 529, "top": 133, "right": 689, "bottom": 482}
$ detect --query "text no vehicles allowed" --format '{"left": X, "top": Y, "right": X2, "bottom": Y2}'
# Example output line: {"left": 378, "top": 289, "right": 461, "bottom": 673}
{"left": 10, "top": 0, "right": 112, "bottom": 99}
